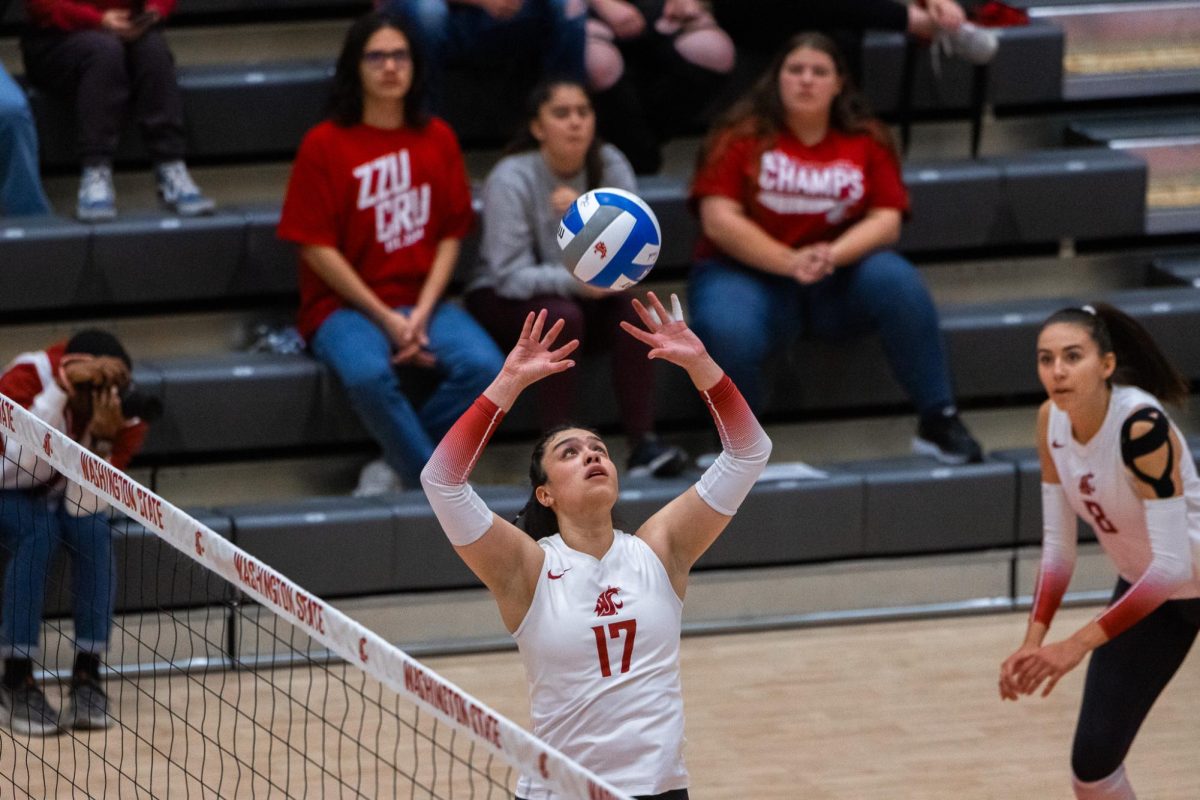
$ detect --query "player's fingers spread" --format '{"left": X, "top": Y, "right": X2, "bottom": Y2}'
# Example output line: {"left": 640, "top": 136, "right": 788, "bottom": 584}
{"left": 619, "top": 320, "right": 656, "bottom": 347}
{"left": 549, "top": 339, "right": 581, "bottom": 360}
{"left": 542, "top": 317, "right": 566, "bottom": 347}
{"left": 530, "top": 309, "right": 548, "bottom": 341}
{"left": 519, "top": 311, "right": 536, "bottom": 341}
{"left": 647, "top": 291, "right": 672, "bottom": 323}
{"left": 630, "top": 297, "right": 658, "bottom": 330}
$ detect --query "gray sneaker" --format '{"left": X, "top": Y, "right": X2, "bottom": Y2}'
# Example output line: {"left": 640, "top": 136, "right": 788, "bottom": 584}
{"left": 353, "top": 458, "right": 403, "bottom": 497}
{"left": 76, "top": 164, "right": 118, "bottom": 222}
{"left": 66, "top": 676, "right": 111, "bottom": 730}
{"left": 0, "top": 681, "right": 62, "bottom": 736}
{"left": 156, "top": 160, "right": 216, "bottom": 217}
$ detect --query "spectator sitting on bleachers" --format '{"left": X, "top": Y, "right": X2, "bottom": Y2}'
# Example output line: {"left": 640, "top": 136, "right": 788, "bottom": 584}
{"left": 688, "top": 31, "right": 983, "bottom": 464}
{"left": 585, "top": 0, "right": 735, "bottom": 175}
{"left": 711, "top": 0, "right": 998, "bottom": 66}
{"left": 277, "top": 11, "right": 504, "bottom": 497}
{"left": 465, "top": 79, "right": 689, "bottom": 477}
{"left": 0, "top": 63, "right": 52, "bottom": 216}
{"left": 20, "top": 0, "right": 215, "bottom": 221}
{"left": 0, "top": 330, "right": 150, "bottom": 737}
{"left": 380, "top": 0, "right": 587, "bottom": 110}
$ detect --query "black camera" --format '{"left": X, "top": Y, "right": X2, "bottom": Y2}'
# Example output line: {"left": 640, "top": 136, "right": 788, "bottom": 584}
{"left": 118, "top": 384, "right": 164, "bottom": 423}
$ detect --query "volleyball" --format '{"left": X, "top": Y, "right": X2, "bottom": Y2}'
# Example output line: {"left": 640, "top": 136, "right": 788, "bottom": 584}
{"left": 556, "top": 187, "right": 662, "bottom": 290}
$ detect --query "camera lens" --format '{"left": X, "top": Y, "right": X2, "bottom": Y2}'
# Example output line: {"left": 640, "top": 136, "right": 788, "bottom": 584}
{"left": 118, "top": 385, "right": 164, "bottom": 422}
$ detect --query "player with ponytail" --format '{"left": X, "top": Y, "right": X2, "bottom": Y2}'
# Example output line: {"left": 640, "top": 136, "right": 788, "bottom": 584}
{"left": 999, "top": 303, "right": 1200, "bottom": 799}
{"left": 421, "top": 292, "right": 771, "bottom": 799}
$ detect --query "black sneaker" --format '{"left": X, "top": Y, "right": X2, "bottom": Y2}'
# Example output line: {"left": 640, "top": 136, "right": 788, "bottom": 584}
{"left": 914, "top": 411, "right": 984, "bottom": 465}
{"left": 627, "top": 435, "right": 689, "bottom": 478}
{"left": 66, "top": 675, "right": 111, "bottom": 730}
{"left": 0, "top": 679, "right": 62, "bottom": 736}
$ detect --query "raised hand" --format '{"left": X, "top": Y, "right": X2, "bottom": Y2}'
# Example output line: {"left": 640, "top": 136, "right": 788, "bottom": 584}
{"left": 620, "top": 291, "right": 710, "bottom": 374}
{"left": 500, "top": 309, "right": 581, "bottom": 392}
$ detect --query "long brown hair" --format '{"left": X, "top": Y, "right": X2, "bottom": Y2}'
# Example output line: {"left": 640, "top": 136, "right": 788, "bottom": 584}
{"left": 697, "top": 31, "right": 894, "bottom": 170}
{"left": 1040, "top": 304, "right": 1190, "bottom": 404}
{"left": 505, "top": 79, "right": 605, "bottom": 191}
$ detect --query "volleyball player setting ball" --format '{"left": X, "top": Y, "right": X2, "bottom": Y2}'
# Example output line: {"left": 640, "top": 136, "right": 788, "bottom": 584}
{"left": 420, "top": 289, "right": 771, "bottom": 798}
{"left": 999, "top": 304, "right": 1200, "bottom": 800}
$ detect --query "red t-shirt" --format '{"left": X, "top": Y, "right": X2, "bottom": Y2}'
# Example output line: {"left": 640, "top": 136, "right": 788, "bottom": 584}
{"left": 277, "top": 117, "right": 475, "bottom": 340}
{"left": 690, "top": 128, "right": 909, "bottom": 260}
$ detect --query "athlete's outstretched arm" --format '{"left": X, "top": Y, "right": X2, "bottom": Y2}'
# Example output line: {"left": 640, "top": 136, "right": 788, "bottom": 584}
{"left": 421, "top": 310, "right": 579, "bottom": 630}
{"left": 621, "top": 292, "right": 772, "bottom": 595}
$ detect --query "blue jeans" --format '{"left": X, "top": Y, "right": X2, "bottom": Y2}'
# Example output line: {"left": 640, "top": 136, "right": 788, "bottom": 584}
{"left": 688, "top": 251, "right": 955, "bottom": 415}
{"left": 1, "top": 490, "right": 114, "bottom": 658}
{"left": 385, "top": 0, "right": 586, "bottom": 106}
{"left": 311, "top": 302, "right": 504, "bottom": 485}
{"left": 0, "top": 65, "right": 52, "bottom": 216}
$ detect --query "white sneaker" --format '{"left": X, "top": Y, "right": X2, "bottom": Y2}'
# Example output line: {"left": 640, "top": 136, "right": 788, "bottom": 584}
{"left": 76, "top": 165, "right": 117, "bottom": 222}
{"left": 155, "top": 160, "right": 216, "bottom": 216}
{"left": 353, "top": 459, "right": 402, "bottom": 497}
{"left": 938, "top": 22, "right": 999, "bottom": 66}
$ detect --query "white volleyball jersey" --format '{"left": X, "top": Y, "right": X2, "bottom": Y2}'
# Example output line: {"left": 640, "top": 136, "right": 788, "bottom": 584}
{"left": 1048, "top": 384, "right": 1200, "bottom": 598}
{"left": 513, "top": 531, "right": 687, "bottom": 799}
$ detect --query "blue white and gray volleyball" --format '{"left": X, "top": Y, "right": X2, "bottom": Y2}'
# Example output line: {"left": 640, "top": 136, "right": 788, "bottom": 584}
{"left": 556, "top": 187, "right": 662, "bottom": 290}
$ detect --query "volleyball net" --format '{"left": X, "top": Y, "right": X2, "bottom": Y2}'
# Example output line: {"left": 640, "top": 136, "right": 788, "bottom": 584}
{"left": 0, "top": 391, "right": 630, "bottom": 799}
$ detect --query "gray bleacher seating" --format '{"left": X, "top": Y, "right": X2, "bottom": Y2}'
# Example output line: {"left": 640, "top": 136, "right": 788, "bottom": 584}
{"left": 0, "top": 216, "right": 90, "bottom": 312}
{"left": 991, "top": 148, "right": 1147, "bottom": 242}
{"left": 92, "top": 211, "right": 247, "bottom": 304}
{"left": 127, "top": 285, "right": 1200, "bottom": 457}
{"left": 1149, "top": 253, "right": 1200, "bottom": 288}
{"left": 861, "top": 22, "right": 1063, "bottom": 114}
{"left": 898, "top": 159, "right": 1003, "bottom": 252}
{"left": 42, "top": 510, "right": 234, "bottom": 617}
{"left": 10, "top": 20, "right": 1072, "bottom": 166}
{"left": 838, "top": 456, "right": 1016, "bottom": 555}
{"left": 0, "top": 148, "right": 1154, "bottom": 314}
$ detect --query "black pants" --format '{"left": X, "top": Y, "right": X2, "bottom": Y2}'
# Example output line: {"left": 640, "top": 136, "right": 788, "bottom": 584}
{"left": 592, "top": 0, "right": 728, "bottom": 174}
{"left": 710, "top": 0, "right": 908, "bottom": 54}
{"left": 21, "top": 27, "right": 187, "bottom": 165}
{"left": 1072, "top": 579, "right": 1200, "bottom": 782}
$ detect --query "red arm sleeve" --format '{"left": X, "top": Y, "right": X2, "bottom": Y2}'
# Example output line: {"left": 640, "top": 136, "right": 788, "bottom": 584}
{"left": 423, "top": 395, "right": 505, "bottom": 486}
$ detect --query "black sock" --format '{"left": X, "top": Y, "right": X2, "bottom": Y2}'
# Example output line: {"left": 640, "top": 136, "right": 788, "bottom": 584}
{"left": 3, "top": 657, "right": 33, "bottom": 689}
{"left": 74, "top": 652, "right": 101, "bottom": 682}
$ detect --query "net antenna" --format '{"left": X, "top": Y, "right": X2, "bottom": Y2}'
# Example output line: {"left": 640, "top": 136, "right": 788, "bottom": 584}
{"left": 0, "top": 390, "right": 632, "bottom": 800}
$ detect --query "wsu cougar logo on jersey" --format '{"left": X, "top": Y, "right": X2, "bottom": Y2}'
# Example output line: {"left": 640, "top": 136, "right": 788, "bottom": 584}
{"left": 594, "top": 587, "right": 623, "bottom": 617}
{"left": 1079, "top": 473, "right": 1096, "bottom": 496}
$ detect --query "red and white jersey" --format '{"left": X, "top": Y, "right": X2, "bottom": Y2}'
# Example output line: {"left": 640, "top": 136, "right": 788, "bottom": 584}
{"left": 1048, "top": 384, "right": 1200, "bottom": 598}
{"left": 0, "top": 345, "right": 146, "bottom": 491}
{"left": 513, "top": 531, "right": 687, "bottom": 799}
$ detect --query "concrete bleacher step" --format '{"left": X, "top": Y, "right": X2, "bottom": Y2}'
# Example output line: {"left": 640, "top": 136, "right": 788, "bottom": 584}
{"left": 1, "top": 147, "right": 1154, "bottom": 315}
{"left": 2, "top": 16, "right": 1070, "bottom": 168}
{"left": 75, "top": 285, "right": 1195, "bottom": 464}
{"left": 1029, "top": 1, "right": 1200, "bottom": 100}
{"left": 1065, "top": 111, "right": 1200, "bottom": 234}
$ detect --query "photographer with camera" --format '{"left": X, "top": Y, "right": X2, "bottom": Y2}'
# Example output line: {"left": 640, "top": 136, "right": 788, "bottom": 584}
{"left": 0, "top": 330, "right": 155, "bottom": 736}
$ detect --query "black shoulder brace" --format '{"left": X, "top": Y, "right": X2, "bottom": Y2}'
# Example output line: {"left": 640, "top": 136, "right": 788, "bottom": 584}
{"left": 1120, "top": 407, "right": 1175, "bottom": 498}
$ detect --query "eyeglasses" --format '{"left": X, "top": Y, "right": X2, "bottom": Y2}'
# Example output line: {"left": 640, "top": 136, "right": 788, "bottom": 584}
{"left": 362, "top": 49, "right": 412, "bottom": 69}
